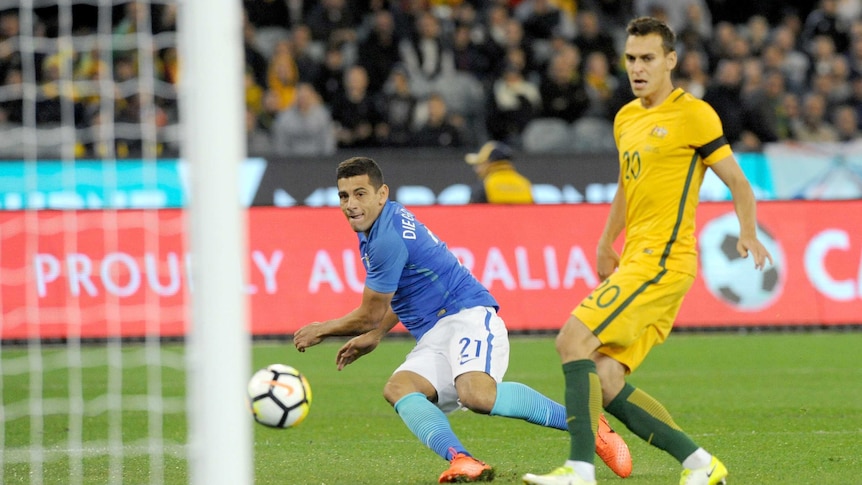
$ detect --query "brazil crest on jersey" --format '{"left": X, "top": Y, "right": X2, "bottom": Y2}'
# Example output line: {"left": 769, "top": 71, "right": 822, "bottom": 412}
{"left": 613, "top": 88, "right": 733, "bottom": 276}
{"left": 358, "top": 200, "right": 498, "bottom": 341}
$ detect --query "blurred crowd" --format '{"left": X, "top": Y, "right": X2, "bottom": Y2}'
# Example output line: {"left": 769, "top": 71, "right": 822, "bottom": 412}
{"left": 1, "top": 0, "right": 861, "bottom": 159}
{"left": 0, "top": 2, "right": 180, "bottom": 158}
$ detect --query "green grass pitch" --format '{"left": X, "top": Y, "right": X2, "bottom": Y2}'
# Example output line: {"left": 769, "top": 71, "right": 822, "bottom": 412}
{"left": 3, "top": 331, "right": 861, "bottom": 484}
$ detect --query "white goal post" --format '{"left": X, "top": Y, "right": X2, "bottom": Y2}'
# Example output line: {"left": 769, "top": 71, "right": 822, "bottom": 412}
{"left": 0, "top": 0, "right": 252, "bottom": 483}
{"left": 180, "top": 0, "right": 252, "bottom": 484}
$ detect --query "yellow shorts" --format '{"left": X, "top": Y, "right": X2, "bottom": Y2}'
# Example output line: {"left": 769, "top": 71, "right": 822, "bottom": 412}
{"left": 572, "top": 261, "right": 694, "bottom": 373}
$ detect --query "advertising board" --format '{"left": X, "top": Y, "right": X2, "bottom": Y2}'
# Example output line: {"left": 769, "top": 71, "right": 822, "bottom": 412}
{"left": 3, "top": 201, "right": 860, "bottom": 340}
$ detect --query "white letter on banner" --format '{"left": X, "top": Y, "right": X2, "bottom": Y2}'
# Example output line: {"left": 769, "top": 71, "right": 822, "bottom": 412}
{"left": 544, "top": 246, "right": 560, "bottom": 290}
{"left": 805, "top": 229, "right": 855, "bottom": 301}
{"left": 67, "top": 253, "right": 98, "bottom": 297}
{"left": 252, "top": 250, "right": 283, "bottom": 294}
{"left": 309, "top": 250, "right": 344, "bottom": 293}
{"left": 563, "top": 246, "right": 598, "bottom": 289}
{"left": 515, "top": 247, "right": 544, "bottom": 290}
{"left": 482, "top": 247, "right": 516, "bottom": 290}
{"left": 101, "top": 252, "right": 141, "bottom": 297}
{"left": 34, "top": 254, "right": 61, "bottom": 297}
{"left": 342, "top": 249, "right": 365, "bottom": 292}
{"left": 146, "top": 252, "right": 182, "bottom": 296}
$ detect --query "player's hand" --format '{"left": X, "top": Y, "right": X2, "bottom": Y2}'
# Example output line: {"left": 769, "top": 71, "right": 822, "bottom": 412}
{"left": 596, "top": 244, "right": 621, "bottom": 281}
{"left": 335, "top": 332, "right": 380, "bottom": 370}
{"left": 737, "top": 236, "right": 774, "bottom": 270}
{"left": 293, "top": 323, "right": 325, "bottom": 352}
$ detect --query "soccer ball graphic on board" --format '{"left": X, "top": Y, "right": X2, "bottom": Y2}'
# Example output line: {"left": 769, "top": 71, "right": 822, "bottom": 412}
{"left": 698, "top": 212, "right": 785, "bottom": 311}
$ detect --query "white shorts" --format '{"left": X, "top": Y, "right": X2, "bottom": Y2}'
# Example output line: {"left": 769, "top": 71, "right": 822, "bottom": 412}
{"left": 393, "top": 306, "right": 510, "bottom": 413}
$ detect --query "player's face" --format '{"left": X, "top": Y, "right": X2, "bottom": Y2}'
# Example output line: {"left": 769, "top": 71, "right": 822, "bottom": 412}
{"left": 624, "top": 33, "right": 677, "bottom": 107}
{"left": 337, "top": 174, "right": 388, "bottom": 234}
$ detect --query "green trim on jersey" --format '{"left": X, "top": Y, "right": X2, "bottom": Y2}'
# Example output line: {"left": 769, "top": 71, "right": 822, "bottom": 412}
{"left": 593, "top": 268, "right": 667, "bottom": 336}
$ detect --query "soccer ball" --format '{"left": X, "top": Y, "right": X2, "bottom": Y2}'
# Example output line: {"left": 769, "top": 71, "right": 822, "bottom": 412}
{"left": 698, "top": 212, "right": 785, "bottom": 311}
{"left": 247, "top": 364, "right": 312, "bottom": 428}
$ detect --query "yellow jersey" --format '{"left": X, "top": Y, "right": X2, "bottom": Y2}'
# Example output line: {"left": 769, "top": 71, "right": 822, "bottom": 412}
{"left": 479, "top": 162, "right": 534, "bottom": 204}
{"left": 613, "top": 88, "right": 732, "bottom": 276}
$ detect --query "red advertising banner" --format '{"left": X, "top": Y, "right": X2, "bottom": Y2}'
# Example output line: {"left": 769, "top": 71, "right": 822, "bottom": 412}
{"left": 0, "top": 211, "right": 188, "bottom": 340}
{"left": 2, "top": 201, "right": 861, "bottom": 340}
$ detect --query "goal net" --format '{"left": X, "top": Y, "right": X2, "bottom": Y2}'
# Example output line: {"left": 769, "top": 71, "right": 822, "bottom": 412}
{"left": 0, "top": 1, "right": 250, "bottom": 484}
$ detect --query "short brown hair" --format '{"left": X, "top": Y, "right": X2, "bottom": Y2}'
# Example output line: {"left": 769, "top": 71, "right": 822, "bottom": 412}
{"left": 626, "top": 17, "right": 676, "bottom": 54}
{"left": 336, "top": 157, "right": 384, "bottom": 189}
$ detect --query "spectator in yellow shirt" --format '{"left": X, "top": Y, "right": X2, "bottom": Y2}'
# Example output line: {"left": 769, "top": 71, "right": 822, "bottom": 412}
{"left": 465, "top": 141, "right": 534, "bottom": 204}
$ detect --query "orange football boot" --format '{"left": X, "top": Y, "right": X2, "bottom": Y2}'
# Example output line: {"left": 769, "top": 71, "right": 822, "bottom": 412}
{"left": 596, "top": 413, "right": 633, "bottom": 478}
{"left": 438, "top": 453, "right": 495, "bottom": 483}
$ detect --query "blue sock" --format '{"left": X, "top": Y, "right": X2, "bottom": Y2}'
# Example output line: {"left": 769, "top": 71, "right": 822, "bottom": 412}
{"left": 393, "top": 392, "right": 468, "bottom": 461}
{"left": 490, "top": 381, "right": 567, "bottom": 430}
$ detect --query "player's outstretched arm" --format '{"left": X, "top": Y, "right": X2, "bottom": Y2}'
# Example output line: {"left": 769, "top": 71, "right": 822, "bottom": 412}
{"left": 710, "top": 156, "right": 774, "bottom": 270}
{"left": 336, "top": 309, "right": 400, "bottom": 370}
{"left": 294, "top": 286, "right": 395, "bottom": 352}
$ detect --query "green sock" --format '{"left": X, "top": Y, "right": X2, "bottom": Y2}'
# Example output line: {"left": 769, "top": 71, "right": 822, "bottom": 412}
{"left": 562, "top": 359, "right": 601, "bottom": 463}
{"left": 605, "top": 383, "right": 699, "bottom": 462}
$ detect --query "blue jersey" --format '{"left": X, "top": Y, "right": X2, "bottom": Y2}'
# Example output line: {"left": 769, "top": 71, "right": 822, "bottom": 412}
{"left": 359, "top": 200, "right": 498, "bottom": 341}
